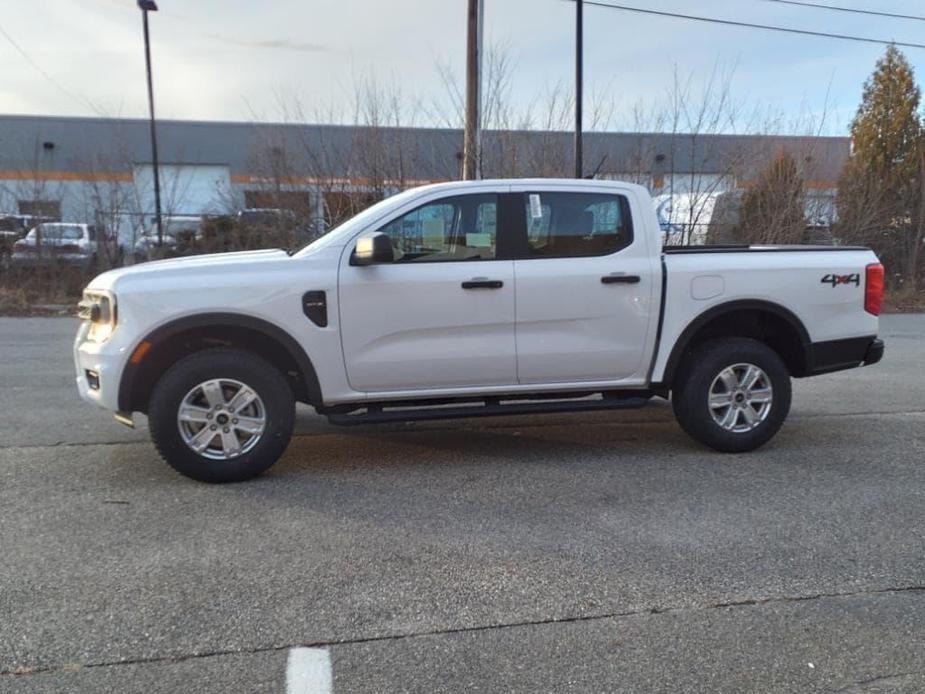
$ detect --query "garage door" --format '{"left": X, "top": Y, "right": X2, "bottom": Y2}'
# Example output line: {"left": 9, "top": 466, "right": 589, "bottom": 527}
{"left": 132, "top": 164, "right": 232, "bottom": 217}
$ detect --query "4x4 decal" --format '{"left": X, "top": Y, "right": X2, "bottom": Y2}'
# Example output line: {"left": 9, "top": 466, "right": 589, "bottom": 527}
{"left": 821, "top": 273, "right": 860, "bottom": 287}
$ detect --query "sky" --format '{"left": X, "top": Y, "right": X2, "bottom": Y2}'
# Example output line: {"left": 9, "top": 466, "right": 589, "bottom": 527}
{"left": 3, "top": 0, "right": 925, "bottom": 135}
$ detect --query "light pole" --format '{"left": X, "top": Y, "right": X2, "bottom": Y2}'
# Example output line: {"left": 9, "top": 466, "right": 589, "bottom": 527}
{"left": 574, "top": 0, "right": 583, "bottom": 179}
{"left": 138, "top": 0, "right": 163, "bottom": 247}
{"left": 463, "top": 0, "right": 484, "bottom": 180}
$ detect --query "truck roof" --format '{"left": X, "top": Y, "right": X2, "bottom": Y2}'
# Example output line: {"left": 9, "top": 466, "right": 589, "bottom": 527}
{"left": 408, "top": 178, "right": 649, "bottom": 195}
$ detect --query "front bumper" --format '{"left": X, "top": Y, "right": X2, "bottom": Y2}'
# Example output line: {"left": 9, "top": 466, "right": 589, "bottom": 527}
{"left": 73, "top": 321, "right": 124, "bottom": 412}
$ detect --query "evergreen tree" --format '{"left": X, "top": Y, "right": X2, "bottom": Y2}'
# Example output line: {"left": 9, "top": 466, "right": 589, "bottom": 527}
{"left": 737, "top": 150, "right": 806, "bottom": 245}
{"left": 849, "top": 45, "right": 921, "bottom": 186}
{"left": 837, "top": 45, "right": 924, "bottom": 286}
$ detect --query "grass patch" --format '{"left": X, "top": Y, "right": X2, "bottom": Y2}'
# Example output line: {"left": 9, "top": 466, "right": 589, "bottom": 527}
{"left": 883, "top": 287, "right": 925, "bottom": 314}
{"left": 0, "top": 286, "right": 31, "bottom": 316}
{"left": 0, "top": 267, "right": 86, "bottom": 316}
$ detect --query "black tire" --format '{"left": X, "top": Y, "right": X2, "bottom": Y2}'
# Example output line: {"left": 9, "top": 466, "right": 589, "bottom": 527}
{"left": 672, "top": 337, "right": 791, "bottom": 453}
{"left": 148, "top": 348, "right": 295, "bottom": 482}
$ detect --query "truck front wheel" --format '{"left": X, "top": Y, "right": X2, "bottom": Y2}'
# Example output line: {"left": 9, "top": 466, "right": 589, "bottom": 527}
{"left": 148, "top": 348, "right": 295, "bottom": 482}
{"left": 672, "top": 338, "right": 791, "bottom": 453}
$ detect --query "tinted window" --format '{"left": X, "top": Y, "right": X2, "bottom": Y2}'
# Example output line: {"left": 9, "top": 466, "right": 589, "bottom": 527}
{"left": 523, "top": 192, "right": 631, "bottom": 258}
{"left": 378, "top": 194, "right": 498, "bottom": 262}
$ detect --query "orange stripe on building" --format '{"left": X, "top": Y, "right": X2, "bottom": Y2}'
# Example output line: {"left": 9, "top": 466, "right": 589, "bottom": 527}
{"left": 0, "top": 170, "right": 443, "bottom": 187}
{"left": 230, "top": 174, "right": 444, "bottom": 187}
{"left": 0, "top": 170, "right": 133, "bottom": 182}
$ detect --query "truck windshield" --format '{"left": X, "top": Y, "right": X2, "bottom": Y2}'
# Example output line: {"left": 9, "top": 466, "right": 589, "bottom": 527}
{"left": 294, "top": 187, "right": 428, "bottom": 256}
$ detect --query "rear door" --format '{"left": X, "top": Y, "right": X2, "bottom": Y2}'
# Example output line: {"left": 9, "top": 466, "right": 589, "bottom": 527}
{"left": 511, "top": 185, "right": 658, "bottom": 385}
{"left": 338, "top": 188, "right": 519, "bottom": 393}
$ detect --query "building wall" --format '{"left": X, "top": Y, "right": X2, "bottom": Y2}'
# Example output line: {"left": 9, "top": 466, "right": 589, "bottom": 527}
{"left": 0, "top": 115, "right": 851, "bottom": 243}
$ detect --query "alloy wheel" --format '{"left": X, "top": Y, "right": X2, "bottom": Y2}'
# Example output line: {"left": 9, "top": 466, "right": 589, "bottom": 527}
{"left": 176, "top": 378, "right": 266, "bottom": 460}
{"left": 708, "top": 363, "right": 773, "bottom": 433}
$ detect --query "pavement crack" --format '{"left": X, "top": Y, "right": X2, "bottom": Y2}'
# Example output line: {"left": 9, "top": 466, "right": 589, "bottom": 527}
{"left": 3, "top": 408, "right": 925, "bottom": 452}
{"left": 707, "top": 584, "right": 925, "bottom": 611}
{"left": 309, "top": 584, "right": 925, "bottom": 650}
{"left": 0, "top": 646, "right": 291, "bottom": 678}
{"left": 831, "top": 671, "right": 925, "bottom": 692}
{"left": 3, "top": 584, "right": 924, "bottom": 678}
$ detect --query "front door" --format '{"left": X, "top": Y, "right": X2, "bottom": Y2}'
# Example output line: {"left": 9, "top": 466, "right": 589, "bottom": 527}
{"left": 339, "top": 191, "right": 517, "bottom": 393}
{"left": 512, "top": 188, "right": 656, "bottom": 384}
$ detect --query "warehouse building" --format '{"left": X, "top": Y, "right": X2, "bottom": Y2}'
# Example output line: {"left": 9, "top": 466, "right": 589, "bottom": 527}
{"left": 0, "top": 114, "right": 849, "bottom": 246}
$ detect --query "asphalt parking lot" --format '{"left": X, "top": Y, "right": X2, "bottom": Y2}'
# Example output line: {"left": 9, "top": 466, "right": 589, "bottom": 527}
{"left": 1, "top": 315, "right": 924, "bottom": 693}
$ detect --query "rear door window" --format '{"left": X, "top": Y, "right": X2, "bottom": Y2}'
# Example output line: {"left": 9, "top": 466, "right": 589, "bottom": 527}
{"left": 522, "top": 192, "right": 632, "bottom": 258}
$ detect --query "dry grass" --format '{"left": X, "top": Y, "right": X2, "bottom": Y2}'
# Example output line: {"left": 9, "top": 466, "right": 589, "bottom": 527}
{"left": 883, "top": 287, "right": 925, "bottom": 313}
{"left": 0, "top": 266, "right": 85, "bottom": 316}
{"left": 0, "top": 285, "right": 32, "bottom": 316}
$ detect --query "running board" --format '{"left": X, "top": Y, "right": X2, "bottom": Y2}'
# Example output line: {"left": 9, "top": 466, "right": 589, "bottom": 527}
{"left": 326, "top": 395, "right": 651, "bottom": 426}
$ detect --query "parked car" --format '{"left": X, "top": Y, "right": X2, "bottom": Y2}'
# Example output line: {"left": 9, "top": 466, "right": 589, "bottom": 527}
{"left": 236, "top": 208, "right": 298, "bottom": 228}
{"left": 11, "top": 222, "right": 98, "bottom": 269}
{"left": 0, "top": 214, "right": 55, "bottom": 257}
{"left": 133, "top": 216, "right": 203, "bottom": 259}
{"left": 75, "top": 179, "right": 884, "bottom": 483}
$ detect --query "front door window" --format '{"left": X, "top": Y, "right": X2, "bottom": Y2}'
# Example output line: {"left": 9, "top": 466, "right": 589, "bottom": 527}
{"left": 377, "top": 194, "right": 498, "bottom": 262}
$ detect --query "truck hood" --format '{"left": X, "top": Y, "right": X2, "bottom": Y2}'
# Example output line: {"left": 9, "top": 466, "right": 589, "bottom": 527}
{"left": 87, "top": 248, "right": 293, "bottom": 292}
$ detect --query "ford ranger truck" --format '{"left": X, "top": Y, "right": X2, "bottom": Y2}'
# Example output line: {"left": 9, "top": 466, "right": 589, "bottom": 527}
{"left": 74, "top": 180, "right": 885, "bottom": 482}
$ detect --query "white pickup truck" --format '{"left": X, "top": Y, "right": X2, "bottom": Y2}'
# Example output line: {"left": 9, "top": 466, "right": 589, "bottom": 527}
{"left": 75, "top": 179, "right": 885, "bottom": 482}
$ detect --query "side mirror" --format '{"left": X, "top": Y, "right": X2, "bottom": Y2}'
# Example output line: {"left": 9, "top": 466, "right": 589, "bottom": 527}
{"left": 351, "top": 232, "right": 394, "bottom": 266}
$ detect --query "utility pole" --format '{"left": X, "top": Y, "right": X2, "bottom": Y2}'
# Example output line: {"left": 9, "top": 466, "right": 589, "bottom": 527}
{"left": 574, "top": 0, "right": 584, "bottom": 179}
{"left": 463, "top": 0, "right": 484, "bottom": 180}
{"left": 138, "top": 0, "right": 163, "bottom": 247}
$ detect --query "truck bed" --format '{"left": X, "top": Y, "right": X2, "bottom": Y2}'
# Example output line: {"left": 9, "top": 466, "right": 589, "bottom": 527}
{"left": 650, "top": 244, "right": 881, "bottom": 384}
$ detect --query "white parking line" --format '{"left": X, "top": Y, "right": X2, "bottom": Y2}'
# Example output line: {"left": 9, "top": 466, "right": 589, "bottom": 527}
{"left": 286, "top": 647, "right": 333, "bottom": 694}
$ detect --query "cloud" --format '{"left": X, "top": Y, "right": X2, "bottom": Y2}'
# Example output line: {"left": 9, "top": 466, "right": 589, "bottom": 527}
{"left": 203, "top": 33, "right": 331, "bottom": 54}
{"left": 0, "top": 0, "right": 910, "bottom": 130}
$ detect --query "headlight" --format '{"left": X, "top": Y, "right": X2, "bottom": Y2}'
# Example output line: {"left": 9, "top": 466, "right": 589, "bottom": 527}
{"left": 78, "top": 290, "right": 117, "bottom": 342}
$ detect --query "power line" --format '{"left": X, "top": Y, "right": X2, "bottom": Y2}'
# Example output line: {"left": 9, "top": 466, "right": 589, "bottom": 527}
{"left": 758, "top": 0, "right": 925, "bottom": 23}
{"left": 575, "top": 1, "right": 925, "bottom": 50}
{"left": 0, "top": 20, "right": 105, "bottom": 116}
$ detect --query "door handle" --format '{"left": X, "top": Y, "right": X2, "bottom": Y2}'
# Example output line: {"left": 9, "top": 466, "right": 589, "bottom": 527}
{"left": 601, "top": 274, "right": 641, "bottom": 285}
{"left": 462, "top": 279, "right": 504, "bottom": 289}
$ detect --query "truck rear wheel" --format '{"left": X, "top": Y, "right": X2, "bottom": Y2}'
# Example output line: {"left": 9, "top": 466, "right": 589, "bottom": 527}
{"left": 672, "top": 337, "right": 791, "bottom": 453}
{"left": 148, "top": 348, "right": 295, "bottom": 482}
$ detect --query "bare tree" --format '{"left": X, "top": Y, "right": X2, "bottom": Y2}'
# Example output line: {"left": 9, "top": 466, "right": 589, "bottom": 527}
{"left": 74, "top": 125, "right": 141, "bottom": 269}
{"left": 0, "top": 137, "right": 69, "bottom": 296}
